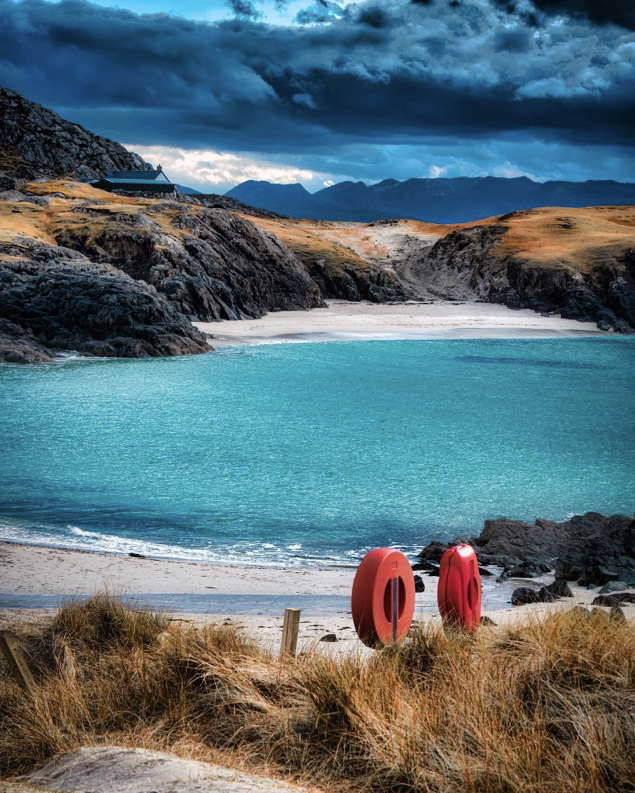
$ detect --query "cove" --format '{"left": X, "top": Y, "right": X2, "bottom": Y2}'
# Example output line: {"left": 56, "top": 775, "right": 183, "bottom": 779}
{"left": 1, "top": 337, "right": 633, "bottom": 567}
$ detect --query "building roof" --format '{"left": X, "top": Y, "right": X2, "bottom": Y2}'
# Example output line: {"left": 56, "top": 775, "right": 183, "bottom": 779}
{"left": 106, "top": 169, "right": 170, "bottom": 181}
{"left": 100, "top": 177, "right": 172, "bottom": 184}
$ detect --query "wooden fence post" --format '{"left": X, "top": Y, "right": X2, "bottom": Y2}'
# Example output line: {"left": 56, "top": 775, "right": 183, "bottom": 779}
{"left": 0, "top": 630, "right": 36, "bottom": 696}
{"left": 280, "top": 608, "right": 301, "bottom": 659}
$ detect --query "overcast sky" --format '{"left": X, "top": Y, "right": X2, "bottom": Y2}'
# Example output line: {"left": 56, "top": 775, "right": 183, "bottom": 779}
{"left": 1, "top": 0, "right": 633, "bottom": 192}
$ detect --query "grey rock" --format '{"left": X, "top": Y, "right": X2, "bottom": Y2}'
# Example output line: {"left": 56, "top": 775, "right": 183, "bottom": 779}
{"left": 545, "top": 579, "right": 574, "bottom": 598}
{"left": 419, "top": 512, "right": 635, "bottom": 587}
{"left": 413, "top": 574, "right": 425, "bottom": 593}
{"left": 54, "top": 204, "right": 324, "bottom": 321}
{"left": 21, "top": 745, "right": 310, "bottom": 792}
{"left": 592, "top": 592, "right": 635, "bottom": 607}
{"left": 599, "top": 580, "right": 631, "bottom": 595}
{"left": 0, "top": 240, "right": 210, "bottom": 362}
{"left": 480, "top": 616, "right": 497, "bottom": 626}
{"left": 0, "top": 85, "right": 148, "bottom": 180}
{"left": 319, "top": 633, "right": 338, "bottom": 642}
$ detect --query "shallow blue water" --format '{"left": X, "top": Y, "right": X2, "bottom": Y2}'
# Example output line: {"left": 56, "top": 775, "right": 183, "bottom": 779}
{"left": 1, "top": 338, "right": 633, "bottom": 567}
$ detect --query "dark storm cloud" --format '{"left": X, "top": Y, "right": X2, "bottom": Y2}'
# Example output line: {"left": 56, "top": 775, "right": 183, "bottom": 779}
{"left": 227, "top": 0, "right": 261, "bottom": 19}
{"left": 491, "top": 0, "right": 635, "bottom": 30}
{"left": 0, "top": 0, "right": 632, "bottom": 159}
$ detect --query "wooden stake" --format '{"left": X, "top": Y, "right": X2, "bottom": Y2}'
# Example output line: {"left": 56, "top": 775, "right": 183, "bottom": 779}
{"left": 0, "top": 630, "right": 36, "bottom": 696}
{"left": 280, "top": 608, "right": 301, "bottom": 659}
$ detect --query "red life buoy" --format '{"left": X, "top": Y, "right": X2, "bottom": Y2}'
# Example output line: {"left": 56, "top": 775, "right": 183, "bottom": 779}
{"left": 437, "top": 543, "right": 481, "bottom": 633}
{"left": 351, "top": 548, "right": 415, "bottom": 648}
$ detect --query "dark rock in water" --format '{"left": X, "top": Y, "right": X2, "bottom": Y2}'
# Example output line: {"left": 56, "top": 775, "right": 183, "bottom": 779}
{"left": 545, "top": 579, "right": 574, "bottom": 598}
{"left": 412, "top": 559, "right": 440, "bottom": 575}
{"left": 0, "top": 318, "right": 54, "bottom": 363}
{"left": 417, "top": 541, "right": 451, "bottom": 562}
{"left": 419, "top": 512, "right": 635, "bottom": 587}
{"left": 599, "top": 580, "right": 631, "bottom": 595}
{"left": 413, "top": 574, "right": 425, "bottom": 593}
{"left": 478, "top": 566, "right": 493, "bottom": 577}
{"left": 480, "top": 616, "right": 497, "bottom": 626}
{"left": 0, "top": 240, "right": 210, "bottom": 362}
{"left": 511, "top": 586, "right": 554, "bottom": 606}
{"left": 320, "top": 634, "right": 338, "bottom": 642}
{"left": 592, "top": 592, "right": 635, "bottom": 607}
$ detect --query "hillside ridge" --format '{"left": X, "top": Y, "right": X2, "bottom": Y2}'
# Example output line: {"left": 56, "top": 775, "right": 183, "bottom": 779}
{"left": 226, "top": 176, "right": 635, "bottom": 224}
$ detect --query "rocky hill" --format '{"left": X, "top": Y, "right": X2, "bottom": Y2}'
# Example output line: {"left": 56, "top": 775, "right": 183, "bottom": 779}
{"left": 246, "top": 207, "right": 635, "bottom": 333}
{"left": 0, "top": 86, "right": 633, "bottom": 364}
{"left": 0, "top": 182, "right": 325, "bottom": 362}
{"left": 0, "top": 85, "right": 149, "bottom": 181}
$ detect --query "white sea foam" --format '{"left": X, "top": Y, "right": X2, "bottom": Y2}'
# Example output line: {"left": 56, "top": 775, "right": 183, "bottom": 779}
{"left": 0, "top": 519, "right": 420, "bottom": 569}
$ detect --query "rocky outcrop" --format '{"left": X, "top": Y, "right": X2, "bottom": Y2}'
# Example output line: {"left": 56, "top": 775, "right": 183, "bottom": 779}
{"left": 492, "top": 250, "right": 635, "bottom": 333}
{"left": 305, "top": 257, "right": 406, "bottom": 303}
{"left": 0, "top": 317, "right": 54, "bottom": 363}
{"left": 404, "top": 222, "right": 635, "bottom": 332}
{"left": 397, "top": 225, "right": 508, "bottom": 301}
{"left": 0, "top": 239, "right": 210, "bottom": 361}
{"left": 0, "top": 85, "right": 148, "bottom": 181}
{"left": 417, "top": 512, "right": 635, "bottom": 585}
{"left": 53, "top": 203, "right": 324, "bottom": 321}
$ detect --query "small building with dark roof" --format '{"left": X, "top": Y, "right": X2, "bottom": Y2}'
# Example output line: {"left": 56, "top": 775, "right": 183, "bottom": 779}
{"left": 90, "top": 165, "right": 177, "bottom": 195}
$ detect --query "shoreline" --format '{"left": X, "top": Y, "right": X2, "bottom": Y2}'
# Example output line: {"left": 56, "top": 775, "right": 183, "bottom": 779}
{"left": 2, "top": 541, "right": 631, "bottom": 652}
{"left": 195, "top": 300, "right": 608, "bottom": 347}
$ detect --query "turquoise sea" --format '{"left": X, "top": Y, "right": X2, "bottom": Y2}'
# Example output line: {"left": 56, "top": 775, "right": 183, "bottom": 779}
{"left": 1, "top": 337, "right": 634, "bottom": 567}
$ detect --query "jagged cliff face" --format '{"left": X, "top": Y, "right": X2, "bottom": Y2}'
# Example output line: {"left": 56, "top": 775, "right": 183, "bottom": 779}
{"left": 52, "top": 200, "right": 323, "bottom": 321}
{"left": 0, "top": 182, "right": 324, "bottom": 362}
{"left": 0, "top": 238, "right": 210, "bottom": 363}
{"left": 0, "top": 86, "right": 148, "bottom": 180}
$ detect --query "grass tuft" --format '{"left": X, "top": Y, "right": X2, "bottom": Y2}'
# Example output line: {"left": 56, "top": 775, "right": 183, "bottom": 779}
{"left": 0, "top": 594, "right": 633, "bottom": 791}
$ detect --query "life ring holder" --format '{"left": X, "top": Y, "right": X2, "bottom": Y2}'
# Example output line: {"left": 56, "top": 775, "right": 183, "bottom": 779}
{"left": 351, "top": 548, "right": 415, "bottom": 648}
{"left": 437, "top": 543, "right": 481, "bottom": 633}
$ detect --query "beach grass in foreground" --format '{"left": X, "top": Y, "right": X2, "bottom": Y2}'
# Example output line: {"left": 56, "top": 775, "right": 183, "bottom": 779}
{"left": 1, "top": 595, "right": 634, "bottom": 792}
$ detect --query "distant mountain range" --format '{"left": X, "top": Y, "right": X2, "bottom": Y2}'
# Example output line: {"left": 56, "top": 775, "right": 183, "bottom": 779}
{"left": 225, "top": 177, "right": 635, "bottom": 224}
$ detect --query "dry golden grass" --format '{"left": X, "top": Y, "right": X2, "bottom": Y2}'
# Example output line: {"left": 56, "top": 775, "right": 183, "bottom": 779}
{"left": 1, "top": 595, "right": 634, "bottom": 792}
{"left": 494, "top": 206, "right": 635, "bottom": 271}
{"left": 0, "top": 201, "right": 52, "bottom": 249}
{"left": 244, "top": 207, "right": 635, "bottom": 279}
{"left": 0, "top": 182, "right": 199, "bottom": 256}
{"left": 24, "top": 181, "right": 155, "bottom": 205}
{"left": 240, "top": 215, "right": 377, "bottom": 275}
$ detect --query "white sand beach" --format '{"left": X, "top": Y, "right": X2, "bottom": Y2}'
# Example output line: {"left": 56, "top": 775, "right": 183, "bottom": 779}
{"left": 2, "top": 542, "right": 629, "bottom": 656}
{"left": 195, "top": 300, "right": 605, "bottom": 347}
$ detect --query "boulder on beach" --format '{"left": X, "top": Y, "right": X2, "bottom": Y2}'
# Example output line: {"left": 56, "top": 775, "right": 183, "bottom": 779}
{"left": 417, "top": 512, "right": 635, "bottom": 586}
